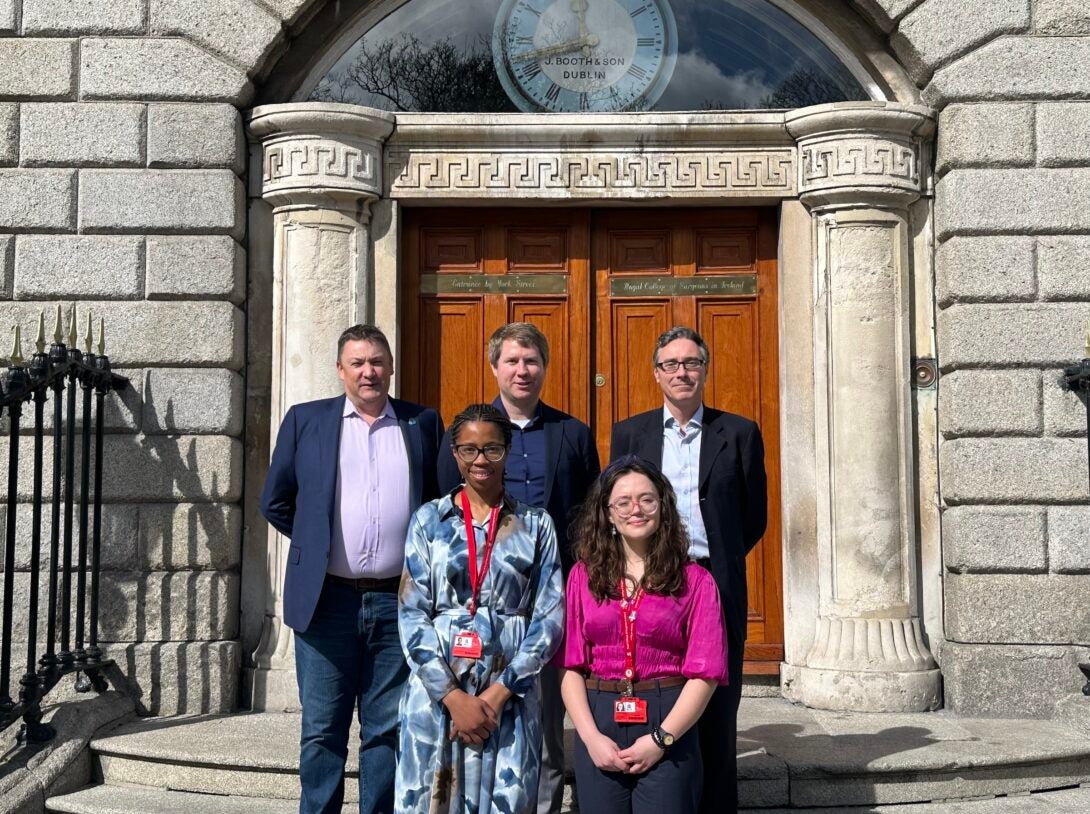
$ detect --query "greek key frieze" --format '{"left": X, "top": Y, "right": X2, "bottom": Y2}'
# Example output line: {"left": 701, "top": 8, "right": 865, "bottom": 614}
{"left": 263, "top": 139, "right": 381, "bottom": 194}
{"left": 800, "top": 138, "right": 919, "bottom": 191}
{"left": 385, "top": 149, "right": 797, "bottom": 198}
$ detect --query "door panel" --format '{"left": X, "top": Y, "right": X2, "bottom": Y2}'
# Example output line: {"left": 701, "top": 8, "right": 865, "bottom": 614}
{"left": 403, "top": 206, "right": 783, "bottom": 674}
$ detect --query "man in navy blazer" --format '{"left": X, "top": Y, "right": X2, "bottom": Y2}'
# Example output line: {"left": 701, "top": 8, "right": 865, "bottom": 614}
{"left": 609, "top": 326, "right": 767, "bottom": 814}
{"left": 261, "top": 324, "right": 442, "bottom": 814}
{"left": 437, "top": 323, "right": 600, "bottom": 814}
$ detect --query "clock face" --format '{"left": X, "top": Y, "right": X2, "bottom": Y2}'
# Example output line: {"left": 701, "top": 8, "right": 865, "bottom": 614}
{"left": 493, "top": 0, "right": 678, "bottom": 112}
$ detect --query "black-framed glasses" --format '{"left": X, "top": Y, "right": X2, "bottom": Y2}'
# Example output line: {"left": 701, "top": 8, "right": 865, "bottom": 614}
{"left": 608, "top": 496, "right": 661, "bottom": 516}
{"left": 453, "top": 443, "right": 508, "bottom": 463}
{"left": 655, "top": 358, "right": 706, "bottom": 373}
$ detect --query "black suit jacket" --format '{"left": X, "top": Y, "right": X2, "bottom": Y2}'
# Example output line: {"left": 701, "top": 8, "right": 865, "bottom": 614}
{"left": 260, "top": 395, "right": 444, "bottom": 632}
{"left": 438, "top": 401, "right": 600, "bottom": 573}
{"left": 610, "top": 406, "right": 767, "bottom": 667}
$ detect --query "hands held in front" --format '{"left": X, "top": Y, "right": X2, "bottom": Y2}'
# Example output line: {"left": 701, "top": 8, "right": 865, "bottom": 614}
{"left": 617, "top": 734, "right": 665, "bottom": 774}
{"left": 587, "top": 731, "right": 664, "bottom": 774}
{"left": 444, "top": 689, "right": 496, "bottom": 744}
{"left": 444, "top": 683, "right": 513, "bottom": 745}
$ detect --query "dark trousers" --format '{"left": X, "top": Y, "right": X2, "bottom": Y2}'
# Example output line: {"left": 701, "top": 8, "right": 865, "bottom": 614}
{"left": 574, "top": 684, "right": 701, "bottom": 814}
{"left": 294, "top": 582, "right": 408, "bottom": 814}
{"left": 536, "top": 665, "right": 566, "bottom": 814}
{"left": 698, "top": 647, "right": 744, "bottom": 814}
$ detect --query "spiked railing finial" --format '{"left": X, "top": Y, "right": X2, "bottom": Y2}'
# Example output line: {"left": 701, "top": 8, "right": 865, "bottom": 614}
{"left": 35, "top": 311, "right": 46, "bottom": 355}
{"left": 67, "top": 303, "right": 78, "bottom": 349}
{"left": 10, "top": 323, "right": 23, "bottom": 366}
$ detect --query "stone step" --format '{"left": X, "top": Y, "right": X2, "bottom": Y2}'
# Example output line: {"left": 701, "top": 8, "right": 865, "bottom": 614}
{"left": 76, "top": 699, "right": 1090, "bottom": 809}
{"left": 46, "top": 785, "right": 355, "bottom": 814}
{"left": 740, "top": 785, "right": 1090, "bottom": 812}
{"left": 45, "top": 781, "right": 1090, "bottom": 814}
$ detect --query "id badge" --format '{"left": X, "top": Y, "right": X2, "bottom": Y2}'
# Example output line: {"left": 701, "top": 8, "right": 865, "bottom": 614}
{"left": 451, "top": 631, "right": 482, "bottom": 659}
{"left": 613, "top": 697, "right": 648, "bottom": 724}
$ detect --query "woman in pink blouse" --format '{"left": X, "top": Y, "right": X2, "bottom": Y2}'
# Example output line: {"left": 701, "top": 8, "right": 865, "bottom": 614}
{"left": 560, "top": 456, "right": 727, "bottom": 814}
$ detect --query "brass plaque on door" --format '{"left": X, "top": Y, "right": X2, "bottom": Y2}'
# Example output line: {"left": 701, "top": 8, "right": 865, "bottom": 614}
{"left": 421, "top": 274, "right": 568, "bottom": 295}
{"left": 609, "top": 275, "right": 758, "bottom": 297}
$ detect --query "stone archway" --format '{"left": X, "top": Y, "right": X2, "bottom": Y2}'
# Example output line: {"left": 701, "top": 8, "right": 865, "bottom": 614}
{"left": 244, "top": 98, "right": 942, "bottom": 713}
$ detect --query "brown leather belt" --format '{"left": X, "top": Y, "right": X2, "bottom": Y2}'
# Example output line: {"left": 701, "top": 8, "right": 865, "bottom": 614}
{"left": 585, "top": 675, "right": 687, "bottom": 693}
{"left": 325, "top": 574, "right": 400, "bottom": 593}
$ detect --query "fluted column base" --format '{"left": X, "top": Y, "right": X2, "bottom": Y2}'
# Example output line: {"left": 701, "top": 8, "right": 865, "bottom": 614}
{"left": 785, "top": 616, "right": 941, "bottom": 712}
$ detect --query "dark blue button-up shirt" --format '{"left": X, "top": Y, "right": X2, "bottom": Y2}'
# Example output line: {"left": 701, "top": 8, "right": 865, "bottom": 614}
{"left": 494, "top": 397, "right": 547, "bottom": 509}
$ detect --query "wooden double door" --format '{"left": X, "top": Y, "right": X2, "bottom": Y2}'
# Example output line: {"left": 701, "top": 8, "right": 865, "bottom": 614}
{"left": 401, "top": 208, "right": 783, "bottom": 673}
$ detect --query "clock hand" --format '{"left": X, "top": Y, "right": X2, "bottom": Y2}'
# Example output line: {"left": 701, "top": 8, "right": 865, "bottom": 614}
{"left": 570, "top": 0, "right": 593, "bottom": 57}
{"left": 511, "top": 34, "right": 600, "bottom": 63}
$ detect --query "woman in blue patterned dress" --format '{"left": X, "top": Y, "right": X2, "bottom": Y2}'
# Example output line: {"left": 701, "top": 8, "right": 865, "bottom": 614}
{"left": 396, "top": 403, "right": 565, "bottom": 814}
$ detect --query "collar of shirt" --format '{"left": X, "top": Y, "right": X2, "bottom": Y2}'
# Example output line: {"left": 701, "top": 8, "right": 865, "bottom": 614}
{"left": 437, "top": 485, "right": 518, "bottom": 521}
{"left": 492, "top": 395, "right": 543, "bottom": 428}
{"left": 342, "top": 395, "right": 396, "bottom": 423}
{"left": 662, "top": 404, "right": 704, "bottom": 434}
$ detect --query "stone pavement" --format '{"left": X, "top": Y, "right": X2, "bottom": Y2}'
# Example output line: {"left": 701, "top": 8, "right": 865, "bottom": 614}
{"left": 37, "top": 696, "right": 1090, "bottom": 813}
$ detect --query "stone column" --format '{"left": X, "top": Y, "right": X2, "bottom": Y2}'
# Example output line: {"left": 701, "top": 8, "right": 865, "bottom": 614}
{"left": 245, "top": 103, "right": 395, "bottom": 710}
{"left": 784, "top": 103, "right": 942, "bottom": 712}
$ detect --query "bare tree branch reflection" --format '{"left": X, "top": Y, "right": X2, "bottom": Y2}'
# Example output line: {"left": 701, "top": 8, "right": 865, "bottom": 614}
{"left": 311, "top": 34, "right": 517, "bottom": 112}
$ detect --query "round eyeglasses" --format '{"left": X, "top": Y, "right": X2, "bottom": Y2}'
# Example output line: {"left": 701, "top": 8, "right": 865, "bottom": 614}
{"left": 453, "top": 443, "right": 508, "bottom": 463}
{"left": 654, "top": 358, "right": 706, "bottom": 373}
{"left": 608, "top": 496, "right": 661, "bottom": 516}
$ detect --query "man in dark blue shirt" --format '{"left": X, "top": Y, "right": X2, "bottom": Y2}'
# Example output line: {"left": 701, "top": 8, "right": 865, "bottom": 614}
{"left": 438, "top": 322, "right": 600, "bottom": 813}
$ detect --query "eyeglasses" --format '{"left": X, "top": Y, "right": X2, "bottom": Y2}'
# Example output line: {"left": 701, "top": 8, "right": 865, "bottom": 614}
{"left": 453, "top": 444, "right": 508, "bottom": 463}
{"left": 655, "top": 358, "right": 706, "bottom": 373}
{"left": 608, "top": 496, "right": 661, "bottom": 516}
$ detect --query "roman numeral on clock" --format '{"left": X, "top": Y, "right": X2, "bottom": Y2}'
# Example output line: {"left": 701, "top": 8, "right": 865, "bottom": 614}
{"left": 628, "top": 64, "right": 648, "bottom": 81}
{"left": 523, "top": 3, "right": 542, "bottom": 16}
{"left": 544, "top": 83, "right": 561, "bottom": 104}
{"left": 630, "top": 4, "right": 648, "bottom": 17}
{"left": 637, "top": 37, "right": 657, "bottom": 47}
{"left": 520, "top": 62, "right": 542, "bottom": 81}
{"left": 515, "top": 35, "right": 533, "bottom": 45}
{"left": 579, "top": 92, "right": 590, "bottom": 110}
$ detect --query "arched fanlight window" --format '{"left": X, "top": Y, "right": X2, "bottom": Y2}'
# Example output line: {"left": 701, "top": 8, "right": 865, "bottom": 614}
{"left": 309, "top": 0, "right": 875, "bottom": 112}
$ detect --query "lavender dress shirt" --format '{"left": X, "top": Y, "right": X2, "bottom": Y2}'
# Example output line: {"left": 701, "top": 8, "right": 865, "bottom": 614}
{"left": 328, "top": 397, "right": 411, "bottom": 580}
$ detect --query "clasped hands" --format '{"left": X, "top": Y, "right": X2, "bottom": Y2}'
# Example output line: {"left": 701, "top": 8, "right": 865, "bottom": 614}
{"left": 443, "top": 683, "right": 513, "bottom": 745}
{"left": 586, "top": 731, "right": 664, "bottom": 774}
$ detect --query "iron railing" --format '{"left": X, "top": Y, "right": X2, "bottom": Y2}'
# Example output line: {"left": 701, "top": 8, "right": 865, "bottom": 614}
{"left": 0, "top": 306, "right": 127, "bottom": 743}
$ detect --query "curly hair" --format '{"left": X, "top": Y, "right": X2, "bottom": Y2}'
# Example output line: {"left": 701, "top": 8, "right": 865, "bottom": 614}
{"left": 449, "top": 402, "right": 513, "bottom": 447}
{"left": 573, "top": 456, "right": 690, "bottom": 601}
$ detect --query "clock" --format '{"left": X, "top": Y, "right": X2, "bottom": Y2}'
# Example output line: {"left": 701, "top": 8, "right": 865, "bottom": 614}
{"left": 492, "top": 0, "right": 678, "bottom": 113}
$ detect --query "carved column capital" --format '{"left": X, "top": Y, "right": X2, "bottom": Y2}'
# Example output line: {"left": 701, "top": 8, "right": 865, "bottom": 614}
{"left": 248, "top": 103, "right": 396, "bottom": 213}
{"left": 786, "top": 102, "right": 935, "bottom": 209}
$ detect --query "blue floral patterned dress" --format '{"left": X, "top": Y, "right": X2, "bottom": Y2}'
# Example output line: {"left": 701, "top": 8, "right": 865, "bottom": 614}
{"left": 396, "top": 491, "right": 564, "bottom": 814}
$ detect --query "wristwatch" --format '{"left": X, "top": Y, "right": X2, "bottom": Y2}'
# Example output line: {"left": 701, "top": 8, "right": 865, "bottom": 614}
{"left": 651, "top": 726, "right": 675, "bottom": 752}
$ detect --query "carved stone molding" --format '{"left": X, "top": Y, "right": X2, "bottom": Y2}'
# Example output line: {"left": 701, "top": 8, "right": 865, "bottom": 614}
{"left": 786, "top": 102, "right": 935, "bottom": 208}
{"left": 249, "top": 103, "right": 395, "bottom": 212}
{"left": 384, "top": 148, "right": 797, "bottom": 199}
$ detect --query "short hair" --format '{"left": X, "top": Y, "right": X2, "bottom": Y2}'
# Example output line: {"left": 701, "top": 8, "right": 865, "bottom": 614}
{"left": 652, "top": 326, "right": 709, "bottom": 366}
{"left": 337, "top": 324, "right": 393, "bottom": 363}
{"left": 449, "top": 403, "right": 514, "bottom": 447}
{"left": 488, "top": 322, "right": 550, "bottom": 368}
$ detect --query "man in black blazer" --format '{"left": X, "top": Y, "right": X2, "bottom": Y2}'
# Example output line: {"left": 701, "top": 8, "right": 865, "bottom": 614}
{"left": 438, "top": 322, "right": 600, "bottom": 814}
{"left": 261, "top": 324, "right": 443, "bottom": 814}
{"left": 609, "top": 326, "right": 767, "bottom": 814}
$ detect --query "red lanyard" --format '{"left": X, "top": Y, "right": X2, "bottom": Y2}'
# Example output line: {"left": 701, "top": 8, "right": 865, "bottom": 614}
{"left": 460, "top": 489, "right": 502, "bottom": 617}
{"left": 619, "top": 578, "right": 646, "bottom": 694}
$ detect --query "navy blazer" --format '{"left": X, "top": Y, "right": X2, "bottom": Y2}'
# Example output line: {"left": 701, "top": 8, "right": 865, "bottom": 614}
{"left": 609, "top": 406, "right": 767, "bottom": 668}
{"left": 437, "top": 401, "right": 600, "bottom": 574}
{"left": 260, "top": 395, "right": 444, "bottom": 633}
